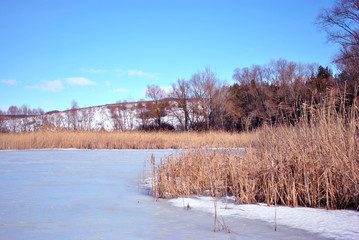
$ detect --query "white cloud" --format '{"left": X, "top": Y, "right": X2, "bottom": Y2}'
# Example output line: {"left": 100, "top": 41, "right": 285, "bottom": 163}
{"left": 1, "top": 79, "right": 17, "bottom": 86}
{"left": 65, "top": 77, "right": 96, "bottom": 86}
{"left": 114, "top": 68, "right": 158, "bottom": 79}
{"left": 26, "top": 80, "right": 64, "bottom": 92}
{"left": 80, "top": 68, "right": 107, "bottom": 74}
{"left": 127, "top": 70, "right": 156, "bottom": 79}
{"left": 114, "top": 68, "right": 125, "bottom": 78}
{"left": 114, "top": 88, "right": 129, "bottom": 93}
{"left": 105, "top": 81, "right": 111, "bottom": 87}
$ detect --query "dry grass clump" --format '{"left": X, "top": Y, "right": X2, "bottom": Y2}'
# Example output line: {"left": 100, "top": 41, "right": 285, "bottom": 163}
{"left": 0, "top": 130, "right": 255, "bottom": 150}
{"left": 151, "top": 100, "right": 359, "bottom": 210}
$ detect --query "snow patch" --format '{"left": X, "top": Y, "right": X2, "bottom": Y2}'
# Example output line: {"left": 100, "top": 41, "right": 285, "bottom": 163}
{"left": 169, "top": 196, "right": 359, "bottom": 240}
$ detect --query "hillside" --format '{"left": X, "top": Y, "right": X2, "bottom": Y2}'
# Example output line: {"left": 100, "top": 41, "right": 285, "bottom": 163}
{"left": 0, "top": 100, "right": 193, "bottom": 133}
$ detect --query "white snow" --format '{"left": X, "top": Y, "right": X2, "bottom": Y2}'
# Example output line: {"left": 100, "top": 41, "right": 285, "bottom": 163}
{"left": 169, "top": 196, "right": 359, "bottom": 240}
{"left": 1, "top": 101, "right": 188, "bottom": 132}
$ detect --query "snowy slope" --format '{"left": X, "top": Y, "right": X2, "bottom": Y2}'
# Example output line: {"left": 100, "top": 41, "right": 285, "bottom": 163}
{"left": 0, "top": 101, "right": 186, "bottom": 132}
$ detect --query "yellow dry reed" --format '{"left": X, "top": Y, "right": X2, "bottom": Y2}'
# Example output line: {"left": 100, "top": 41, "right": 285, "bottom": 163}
{"left": 151, "top": 100, "right": 359, "bottom": 210}
{"left": 0, "top": 130, "right": 255, "bottom": 150}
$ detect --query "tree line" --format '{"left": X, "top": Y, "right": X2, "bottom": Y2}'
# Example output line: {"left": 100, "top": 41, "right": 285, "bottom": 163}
{"left": 144, "top": 59, "right": 357, "bottom": 131}
{"left": 3, "top": 58, "right": 355, "bottom": 133}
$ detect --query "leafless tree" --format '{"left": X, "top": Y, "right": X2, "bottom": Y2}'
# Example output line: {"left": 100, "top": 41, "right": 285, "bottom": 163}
{"left": 40, "top": 112, "right": 60, "bottom": 130}
{"left": 145, "top": 85, "right": 169, "bottom": 128}
{"left": 0, "top": 109, "right": 7, "bottom": 132}
{"left": 189, "top": 67, "right": 219, "bottom": 130}
{"left": 169, "top": 79, "right": 191, "bottom": 131}
{"left": 135, "top": 101, "right": 151, "bottom": 129}
{"left": 317, "top": 0, "right": 359, "bottom": 89}
{"left": 233, "top": 65, "right": 274, "bottom": 127}
{"left": 8, "top": 106, "right": 19, "bottom": 115}
{"left": 125, "top": 103, "right": 135, "bottom": 130}
{"left": 6, "top": 106, "right": 20, "bottom": 132}
{"left": 19, "top": 104, "right": 34, "bottom": 132}
{"left": 317, "top": 0, "right": 359, "bottom": 48}
{"left": 109, "top": 104, "right": 125, "bottom": 131}
{"left": 67, "top": 100, "right": 79, "bottom": 131}
{"left": 80, "top": 107, "right": 94, "bottom": 131}
{"left": 210, "top": 84, "right": 231, "bottom": 130}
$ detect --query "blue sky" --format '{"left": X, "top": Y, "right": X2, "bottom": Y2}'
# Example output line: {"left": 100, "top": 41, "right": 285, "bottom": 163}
{"left": 0, "top": 0, "right": 338, "bottom": 112}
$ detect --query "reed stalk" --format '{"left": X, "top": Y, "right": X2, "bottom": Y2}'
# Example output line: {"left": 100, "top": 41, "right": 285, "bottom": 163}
{"left": 150, "top": 99, "right": 359, "bottom": 210}
{"left": 0, "top": 130, "right": 255, "bottom": 150}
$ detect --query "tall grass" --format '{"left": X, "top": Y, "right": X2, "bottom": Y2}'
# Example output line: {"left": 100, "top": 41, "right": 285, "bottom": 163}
{"left": 0, "top": 130, "right": 255, "bottom": 150}
{"left": 151, "top": 99, "right": 359, "bottom": 210}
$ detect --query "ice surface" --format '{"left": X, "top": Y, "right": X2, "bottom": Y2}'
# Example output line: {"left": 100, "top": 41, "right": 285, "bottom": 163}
{"left": 0, "top": 150, "right": 354, "bottom": 239}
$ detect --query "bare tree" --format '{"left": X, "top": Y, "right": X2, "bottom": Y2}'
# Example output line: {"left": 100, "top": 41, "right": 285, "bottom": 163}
{"left": 6, "top": 106, "right": 20, "bottom": 132}
{"left": 121, "top": 103, "right": 135, "bottom": 130}
{"left": 8, "top": 106, "right": 19, "bottom": 115}
{"left": 75, "top": 107, "right": 94, "bottom": 131}
{"left": 20, "top": 104, "right": 33, "bottom": 132}
{"left": 121, "top": 102, "right": 135, "bottom": 130}
{"left": 70, "top": 100, "right": 79, "bottom": 130}
{"left": 65, "top": 100, "right": 79, "bottom": 131}
{"left": 34, "top": 108, "right": 46, "bottom": 130}
{"left": 0, "top": 109, "right": 7, "bottom": 132}
{"left": 232, "top": 65, "right": 274, "bottom": 128}
{"left": 145, "top": 85, "right": 169, "bottom": 129}
{"left": 189, "top": 67, "right": 218, "bottom": 130}
{"left": 317, "top": 0, "right": 359, "bottom": 89}
{"left": 210, "top": 84, "right": 231, "bottom": 130}
{"left": 71, "top": 100, "right": 79, "bottom": 109}
{"left": 317, "top": 0, "right": 359, "bottom": 48}
{"left": 41, "top": 111, "right": 63, "bottom": 130}
{"left": 109, "top": 104, "right": 125, "bottom": 131}
{"left": 135, "top": 101, "right": 151, "bottom": 129}
{"left": 169, "top": 79, "right": 191, "bottom": 131}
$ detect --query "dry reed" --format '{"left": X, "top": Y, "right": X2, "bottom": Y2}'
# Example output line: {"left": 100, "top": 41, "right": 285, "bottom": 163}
{"left": 150, "top": 99, "right": 359, "bottom": 210}
{"left": 0, "top": 130, "right": 255, "bottom": 150}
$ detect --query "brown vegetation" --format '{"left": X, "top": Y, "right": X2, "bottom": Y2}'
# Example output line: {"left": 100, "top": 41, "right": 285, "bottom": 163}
{"left": 150, "top": 99, "right": 359, "bottom": 210}
{"left": 0, "top": 130, "right": 255, "bottom": 150}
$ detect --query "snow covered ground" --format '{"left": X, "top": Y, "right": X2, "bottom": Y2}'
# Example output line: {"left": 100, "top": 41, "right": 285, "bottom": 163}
{"left": 0, "top": 150, "right": 357, "bottom": 239}
{"left": 0, "top": 101, "right": 187, "bottom": 132}
{"left": 169, "top": 196, "right": 359, "bottom": 240}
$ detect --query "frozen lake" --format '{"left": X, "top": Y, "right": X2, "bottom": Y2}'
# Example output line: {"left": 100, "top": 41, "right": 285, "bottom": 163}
{"left": 0, "top": 150, "right": 353, "bottom": 239}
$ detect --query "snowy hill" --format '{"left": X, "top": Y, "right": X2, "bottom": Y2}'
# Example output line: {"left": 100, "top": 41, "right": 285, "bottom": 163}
{"left": 0, "top": 100, "right": 190, "bottom": 133}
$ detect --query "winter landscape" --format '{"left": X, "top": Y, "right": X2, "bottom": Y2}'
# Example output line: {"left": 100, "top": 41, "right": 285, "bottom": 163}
{"left": 1, "top": 0, "right": 359, "bottom": 239}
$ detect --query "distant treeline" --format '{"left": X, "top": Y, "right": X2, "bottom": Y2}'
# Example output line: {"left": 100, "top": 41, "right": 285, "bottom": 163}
{"left": 1, "top": 59, "right": 357, "bottom": 133}
{"left": 144, "top": 60, "right": 358, "bottom": 131}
